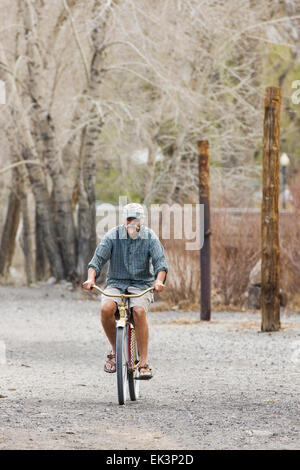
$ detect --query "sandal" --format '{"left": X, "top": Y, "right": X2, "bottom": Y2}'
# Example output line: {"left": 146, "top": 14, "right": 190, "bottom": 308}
{"left": 104, "top": 353, "right": 116, "bottom": 373}
{"left": 135, "top": 363, "right": 153, "bottom": 380}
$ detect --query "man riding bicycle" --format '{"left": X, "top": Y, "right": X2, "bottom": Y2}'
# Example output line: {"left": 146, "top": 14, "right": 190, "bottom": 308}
{"left": 82, "top": 203, "right": 168, "bottom": 380}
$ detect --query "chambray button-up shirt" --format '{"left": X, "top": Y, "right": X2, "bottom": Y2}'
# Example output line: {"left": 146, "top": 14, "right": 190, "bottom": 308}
{"left": 88, "top": 224, "right": 168, "bottom": 291}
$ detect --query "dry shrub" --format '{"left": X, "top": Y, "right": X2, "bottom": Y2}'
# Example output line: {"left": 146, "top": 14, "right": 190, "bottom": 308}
{"left": 160, "top": 175, "right": 300, "bottom": 309}
{"left": 161, "top": 210, "right": 260, "bottom": 308}
{"left": 163, "top": 239, "right": 200, "bottom": 306}
{"left": 280, "top": 212, "right": 300, "bottom": 296}
{"left": 280, "top": 172, "right": 300, "bottom": 303}
{"left": 211, "top": 211, "right": 260, "bottom": 306}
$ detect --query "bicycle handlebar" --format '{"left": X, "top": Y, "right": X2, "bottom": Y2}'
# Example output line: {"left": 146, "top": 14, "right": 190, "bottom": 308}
{"left": 91, "top": 284, "right": 154, "bottom": 298}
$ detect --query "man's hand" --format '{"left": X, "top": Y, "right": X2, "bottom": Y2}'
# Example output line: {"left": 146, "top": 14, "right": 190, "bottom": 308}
{"left": 82, "top": 279, "right": 95, "bottom": 291}
{"left": 153, "top": 279, "right": 165, "bottom": 292}
{"left": 82, "top": 268, "right": 97, "bottom": 291}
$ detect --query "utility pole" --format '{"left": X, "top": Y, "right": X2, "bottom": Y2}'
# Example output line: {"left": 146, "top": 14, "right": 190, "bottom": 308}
{"left": 198, "top": 140, "right": 211, "bottom": 321}
{"left": 261, "top": 87, "right": 281, "bottom": 332}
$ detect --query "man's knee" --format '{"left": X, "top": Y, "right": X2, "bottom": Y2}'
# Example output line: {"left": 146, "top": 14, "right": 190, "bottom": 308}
{"left": 132, "top": 306, "right": 146, "bottom": 322}
{"left": 101, "top": 301, "right": 117, "bottom": 319}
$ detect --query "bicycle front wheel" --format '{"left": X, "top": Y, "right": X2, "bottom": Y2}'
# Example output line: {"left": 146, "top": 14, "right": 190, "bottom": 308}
{"left": 128, "top": 325, "right": 140, "bottom": 401}
{"left": 116, "top": 326, "right": 128, "bottom": 405}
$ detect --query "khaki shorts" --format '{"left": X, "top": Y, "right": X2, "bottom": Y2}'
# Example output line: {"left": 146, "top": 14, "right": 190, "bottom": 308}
{"left": 101, "top": 286, "right": 154, "bottom": 314}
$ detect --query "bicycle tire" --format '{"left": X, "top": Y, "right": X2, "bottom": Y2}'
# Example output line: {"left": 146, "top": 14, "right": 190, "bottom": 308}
{"left": 128, "top": 325, "right": 140, "bottom": 401}
{"left": 116, "top": 326, "right": 128, "bottom": 405}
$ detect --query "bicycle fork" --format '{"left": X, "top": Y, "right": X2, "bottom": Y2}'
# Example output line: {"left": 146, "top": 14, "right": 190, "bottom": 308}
{"left": 115, "top": 297, "right": 136, "bottom": 372}
{"left": 116, "top": 303, "right": 127, "bottom": 328}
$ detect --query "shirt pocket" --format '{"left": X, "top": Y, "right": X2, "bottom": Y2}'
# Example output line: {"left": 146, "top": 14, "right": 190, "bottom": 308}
{"left": 130, "top": 240, "right": 150, "bottom": 273}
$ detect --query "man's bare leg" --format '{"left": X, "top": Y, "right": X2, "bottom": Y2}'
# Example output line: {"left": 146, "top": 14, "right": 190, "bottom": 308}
{"left": 101, "top": 300, "right": 117, "bottom": 371}
{"left": 132, "top": 306, "right": 149, "bottom": 367}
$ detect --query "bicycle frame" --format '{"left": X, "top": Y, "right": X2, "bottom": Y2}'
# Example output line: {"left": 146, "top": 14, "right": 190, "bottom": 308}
{"left": 91, "top": 284, "right": 154, "bottom": 404}
{"left": 91, "top": 284, "right": 154, "bottom": 328}
{"left": 91, "top": 285, "right": 154, "bottom": 359}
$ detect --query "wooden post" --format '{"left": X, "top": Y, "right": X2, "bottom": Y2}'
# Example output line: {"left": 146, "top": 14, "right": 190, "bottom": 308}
{"left": 198, "top": 140, "right": 211, "bottom": 321}
{"left": 261, "top": 86, "right": 281, "bottom": 332}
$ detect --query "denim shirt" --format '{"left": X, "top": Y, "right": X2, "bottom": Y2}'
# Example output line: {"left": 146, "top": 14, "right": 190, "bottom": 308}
{"left": 88, "top": 224, "right": 168, "bottom": 291}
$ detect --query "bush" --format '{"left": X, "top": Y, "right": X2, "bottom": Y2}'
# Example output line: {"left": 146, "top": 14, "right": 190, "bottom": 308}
{"left": 163, "top": 239, "right": 200, "bottom": 306}
{"left": 162, "top": 210, "right": 260, "bottom": 308}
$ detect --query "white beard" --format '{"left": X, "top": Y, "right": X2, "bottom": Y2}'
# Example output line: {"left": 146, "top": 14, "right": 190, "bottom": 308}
{"left": 127, "top": 223, "right": 140, "bottom": 239}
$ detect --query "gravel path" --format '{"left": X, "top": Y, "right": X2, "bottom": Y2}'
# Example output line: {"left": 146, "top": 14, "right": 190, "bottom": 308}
{"left": 0, "top": 285, "right": 299, "bottom": 450}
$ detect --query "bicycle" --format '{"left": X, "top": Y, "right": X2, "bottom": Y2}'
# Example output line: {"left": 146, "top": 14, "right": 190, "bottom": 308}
{"left": 91, "top": 284, "right": 154, "bottom": 405}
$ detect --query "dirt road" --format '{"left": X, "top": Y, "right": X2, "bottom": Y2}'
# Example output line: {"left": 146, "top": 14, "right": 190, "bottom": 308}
{"left": 0, "top": 285, "right": 299, "bottom": 450}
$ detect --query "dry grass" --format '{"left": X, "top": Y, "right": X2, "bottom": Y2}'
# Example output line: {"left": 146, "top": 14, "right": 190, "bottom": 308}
{"left": 152, "top": 320, "right": 221, "bottom": 326}
{"left": 152, "top": 319, "right": 298, "bottom": 330}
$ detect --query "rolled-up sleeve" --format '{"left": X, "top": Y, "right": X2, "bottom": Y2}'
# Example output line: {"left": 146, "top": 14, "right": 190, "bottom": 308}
{"left": 88, "top": 235, "right": 113, "bottom": 278}
{"left": 149, "top": 234, "right": 168, "bottom": 280}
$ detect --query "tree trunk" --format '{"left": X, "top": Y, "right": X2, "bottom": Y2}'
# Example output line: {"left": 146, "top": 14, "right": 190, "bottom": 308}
{"left": 40, "top": 113, "right": 77, "bottom": 278}
{"left": 21, "top": 149, "right": 65, "bottom": 281}
{"left": 35, "top": 206, "right": 49, "bottom": 281}
{"left": 76, "top": 7, "right": 110, "bottom": 279}
{"left": 12, "top": 153, "right": 36, "bottom": 285}
{"left": 0, "top": 189, "right": 21, "bottom": 277}
{"left": 18, "top": 182, "right": 35, "bottom": 285}
{"left": 77, "top": 124, "right": 97, "bottom": 279}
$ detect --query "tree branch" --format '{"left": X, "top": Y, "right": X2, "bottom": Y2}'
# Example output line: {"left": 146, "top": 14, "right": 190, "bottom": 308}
{"left": 0, "top": 160, "right": 45, "bottom": 176}
{"left": 62, "top": 0, "right": 90, "bottom": 86}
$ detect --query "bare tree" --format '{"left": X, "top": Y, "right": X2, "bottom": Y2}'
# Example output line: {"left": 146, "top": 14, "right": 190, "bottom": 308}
{"left": 19, "top": 0, "right": 76, "bottom": 277}
{"left": 0, "top": 0, "right": 299, "bottom": 284}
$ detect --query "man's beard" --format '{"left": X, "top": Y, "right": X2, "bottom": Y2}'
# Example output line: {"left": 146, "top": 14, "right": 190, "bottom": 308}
{"left": 127, "top": 222, "right": 140, "bottom": 239}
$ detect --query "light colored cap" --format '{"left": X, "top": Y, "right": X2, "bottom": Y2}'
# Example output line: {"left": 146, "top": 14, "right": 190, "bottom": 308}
{"left": 123, "top": 203, "right": 145, "bottom": 219}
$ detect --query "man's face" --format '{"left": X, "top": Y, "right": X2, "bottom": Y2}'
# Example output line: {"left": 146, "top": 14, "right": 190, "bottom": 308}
{"left": 126, "top": 217, "right": 140, "bottom": 238}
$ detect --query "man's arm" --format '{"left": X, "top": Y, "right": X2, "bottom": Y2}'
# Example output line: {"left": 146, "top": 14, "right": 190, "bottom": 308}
{"left": 153, "top": 270, "right": 167, "bottom": 292}
{"left": 149, "top": 232, "right": 168, "bottom": 292}
{"left": 82, "top": 267, "right": 97, "bottom": 291}
{"left": 82, "top": 230, "right": 114, "bottom": 290}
